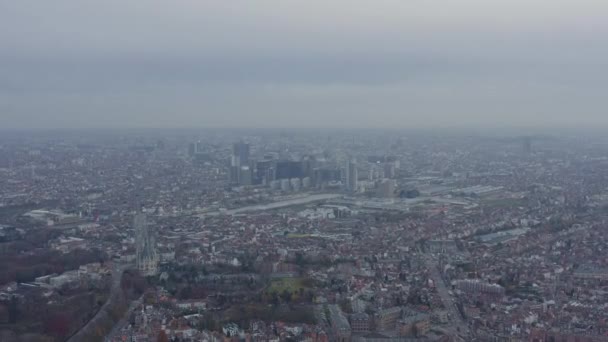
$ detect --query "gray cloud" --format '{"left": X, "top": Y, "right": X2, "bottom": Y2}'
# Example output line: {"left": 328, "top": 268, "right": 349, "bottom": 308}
{"left": 1, "top": 0, "right": 607, "bottom": 129}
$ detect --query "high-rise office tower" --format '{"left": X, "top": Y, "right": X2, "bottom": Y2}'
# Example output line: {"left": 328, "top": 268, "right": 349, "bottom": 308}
{"left": 189, "top": 140, "right": 206, "bottom": 158}
{"left": 230, "top": 141, "right": 250, "bottom": 184}
{"left": 240, "top": 166, "right": 253, "bottom": 186}
{"left": 384, "top": 162, "right": 396, "bottom": 179}
{"left": 230, "top": 161, "right": 240, "bottom": 184}
{"left": 195, "top": 140, "right": 204, "bottom": 154}
{"left": 255, "top": 159, "right": 274, "bottom": 185}
{"left": 345, "top": 158, "right": 358, "bottom": 192}
{"left": 135, "top": 213, "right": 158, "bottom": 276}
{"left": 301, "top": 155, "right": 316, "bottom": 178}
{"left": 523, "top": 137, "right": 532, "bottom": 154}
{"left": 233, "top": 141, "right": 250, "bottom": 165}
{"left": 275, "top": 160, "right": 304, "bottom": 180}
{"left": 188, "top": 143, "right": 196, "bottom": 157}
{"left": 314, "top": 168, "right": 341, "bottom": 187}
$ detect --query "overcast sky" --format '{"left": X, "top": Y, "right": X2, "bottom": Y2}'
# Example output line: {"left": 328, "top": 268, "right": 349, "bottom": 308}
{"left": 1, "top": 0, "right": 607, "bottom": 129}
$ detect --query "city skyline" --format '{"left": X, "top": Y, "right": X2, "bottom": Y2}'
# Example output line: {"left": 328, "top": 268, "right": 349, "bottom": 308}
{"left": 2, "top": 128, "right": 608, "bottom": 341}
{"left": 3, "top": 1, "right": 608, "bottom": 340}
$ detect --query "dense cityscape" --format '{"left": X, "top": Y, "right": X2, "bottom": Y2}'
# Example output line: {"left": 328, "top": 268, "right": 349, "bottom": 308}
{"left": 1, "top": 128, "right": 608, "bottom": 342}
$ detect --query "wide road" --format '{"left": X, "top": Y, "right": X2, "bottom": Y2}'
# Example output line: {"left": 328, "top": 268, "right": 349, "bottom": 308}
{"left": 423, "top": 255, "right": 471, "bottom": 341}
{"left": 67, "top": 262, "right": 130, "bottom": 342}
{"left": 104, "top": 294, "right": 144, "bottom": 341}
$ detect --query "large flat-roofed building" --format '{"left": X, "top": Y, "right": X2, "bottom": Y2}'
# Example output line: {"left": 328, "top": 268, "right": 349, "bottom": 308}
{"left": 454, "top": 279, "right": 505, "bottom": 297}
{"left": 397, "top": 313, "right": 430, "bottom": 337}
{"left": 426, "top": 239, "right": 459, "bottom": 254}
{"left": 573, "top": 265, "right": 608, "bottom": 281}
{"left": 350, "top": 313, "right": 371, "bottom": 334}
{"left": 375, "top": 306, "right": 401, "bottom": 332}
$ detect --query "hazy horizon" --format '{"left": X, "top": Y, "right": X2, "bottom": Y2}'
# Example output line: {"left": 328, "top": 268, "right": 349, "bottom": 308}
{"left": 1, "top": 0, "right": 607, "bottom": 129}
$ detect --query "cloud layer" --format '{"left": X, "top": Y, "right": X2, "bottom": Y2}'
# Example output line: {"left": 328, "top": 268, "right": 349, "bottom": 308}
{"left": 1, "top": 0, "right": 607, "bottom": 129}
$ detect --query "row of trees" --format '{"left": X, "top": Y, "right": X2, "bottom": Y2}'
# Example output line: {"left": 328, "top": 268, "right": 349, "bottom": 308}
{"left": 0, "top": 246, "right": 107, "bottom": 285}
{"left": 68, "top": 269, "right": 147, "bottom": 342}
{"left": 263, "top": 288, "right": 315, "bottom": 305}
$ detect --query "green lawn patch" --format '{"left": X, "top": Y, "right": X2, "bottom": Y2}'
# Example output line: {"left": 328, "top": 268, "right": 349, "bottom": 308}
{"left": 266, "top": 277, "right": 306, "bottom": 294}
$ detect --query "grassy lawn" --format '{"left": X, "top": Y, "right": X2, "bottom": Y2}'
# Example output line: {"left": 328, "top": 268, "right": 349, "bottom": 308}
{"left": 266, "top": 277, "right": 306, "bottom": 294}
{"left": 482, "top": 198, "right": 526, "bottom": 209}
{"left": 287, "top": 233, "right": 312, "bottom": 238}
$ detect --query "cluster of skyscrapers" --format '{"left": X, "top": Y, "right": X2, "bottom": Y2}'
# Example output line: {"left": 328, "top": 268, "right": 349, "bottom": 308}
{"left": 187, "top": 139, "right": 404, "bottom": 195}
{"left": 225, "top": 141, "right": 364, "bottom": 193}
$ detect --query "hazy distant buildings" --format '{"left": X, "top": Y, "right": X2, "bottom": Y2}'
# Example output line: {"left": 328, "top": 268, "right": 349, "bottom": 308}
{"left": 188, "top": 141, "right": 204, "bottom": 156}
{"left": 313, "top": 168, "right": 342, "bottom": 187}
{"left": 377, "top": 178, "right": 396, "bottom": 198}
{"left": 249, "top": 153, "right": 317, "bottom": 189}
{"left": 195, "top": 141, "right": 204, "bottom": 154}
{"left": 280, "top": 178, "right": 291, "bottom": 192}
{"left": 523, "top": 136, "right": 532, "bottom": 154}
{"left": 233, "top": 141, "right": 250, "bottom": 163}
{"left": 188, "top": 140, "right": 211, "bottom": 162}
{"left": 275, "top": 160, "right": 303, "bottom": 180}
{"left": 239, "top": 166, "right": 252, "bottom": 185}
{"left": 254, "top": 159, "right": 275, "bottom": 185}
{"left": 290, "top": 178, "right": 301, "bottom": 191}
{"left": 383, "top": 162, "right": 396, "bottom": 178}
{"left": 188, "top": 143, "right": 195, "bottom": 157}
